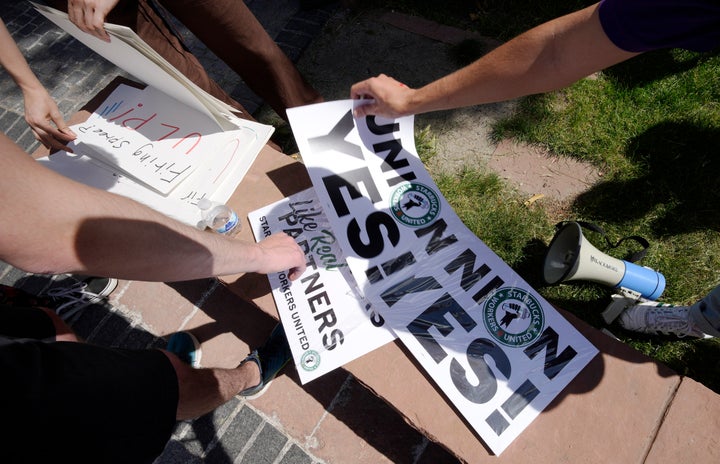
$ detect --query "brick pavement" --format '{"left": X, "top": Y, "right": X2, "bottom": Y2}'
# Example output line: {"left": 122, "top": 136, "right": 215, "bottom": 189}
{"left": 0, "top": 1, "right": 349, "bottom": 463}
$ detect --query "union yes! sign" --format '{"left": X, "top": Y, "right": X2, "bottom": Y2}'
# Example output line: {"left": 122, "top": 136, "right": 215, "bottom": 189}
{"left": 287, "top": 101, "right": 598, "bottom": 455}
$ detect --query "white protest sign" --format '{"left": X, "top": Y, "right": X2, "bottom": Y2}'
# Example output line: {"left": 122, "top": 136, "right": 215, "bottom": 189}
{"left": 37, "top": 150, "right": 197, "bottom": 224}
{"left": 248, "top": 188, "right": 396, "bottom": 384}
{"left": 71, "top": 85, "right": 259, "bottom": 195}
{"left": 40, "top": 84, "right": 271, "bottom": 226}
{"left": 287, "top": 100, "right": 599, "bottom": 455}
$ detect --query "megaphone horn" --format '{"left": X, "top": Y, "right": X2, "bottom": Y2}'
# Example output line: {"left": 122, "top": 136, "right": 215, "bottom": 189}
{"left": 543, "top": 222, "right": 665, "bottom": 300}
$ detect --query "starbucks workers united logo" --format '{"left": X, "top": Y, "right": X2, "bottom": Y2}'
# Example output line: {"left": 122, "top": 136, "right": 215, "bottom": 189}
{"left": 301, "top": 350, "right": 320, "bottom": 371}
{"left": 390, "top": 182, "right": 441, "bottom": 227}
{"left": 482, "top": 287, "right": 545, "bottom": 347}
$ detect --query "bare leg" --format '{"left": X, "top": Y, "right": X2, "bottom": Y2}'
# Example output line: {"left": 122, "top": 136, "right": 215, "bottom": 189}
{"left": 161, "top": 350, "right": 261, "bottom": 420}
{"left": 163, "top": 0, "right": 323, "bottom": 121}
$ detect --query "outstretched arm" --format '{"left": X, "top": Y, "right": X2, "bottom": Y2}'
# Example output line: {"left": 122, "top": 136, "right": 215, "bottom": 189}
{"left": 0, "top": 19, "right": 76, "bottom": 151}
{"left": 0, "top": 133, "right": 306, "bottom": 282}
{"left": 351, "top": 3, "right": 639, "bottom": 118}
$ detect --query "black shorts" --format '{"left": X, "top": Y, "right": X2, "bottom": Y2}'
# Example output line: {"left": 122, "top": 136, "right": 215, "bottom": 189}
{"left": 0, "top": 304, "right": 179, "bottom": 464}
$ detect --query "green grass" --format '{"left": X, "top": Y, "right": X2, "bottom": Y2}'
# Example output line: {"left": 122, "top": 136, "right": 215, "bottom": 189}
{"left": 435, "top": 169, "right": 551, "bottom": 268}
{"left": 390, "top": 1, "right": 720, "bottom": 393}
{"left": 492, "top": 49, "right": 720, "bottom": 393}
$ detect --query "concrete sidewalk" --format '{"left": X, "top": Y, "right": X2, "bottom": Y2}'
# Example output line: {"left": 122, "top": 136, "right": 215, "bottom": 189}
{"left": 1, "top": 1, "right": 719, "bottom": 463}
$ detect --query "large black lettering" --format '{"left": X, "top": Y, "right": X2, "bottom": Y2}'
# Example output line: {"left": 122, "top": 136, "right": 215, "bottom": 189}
{"left": 485, "top": 379, "right": 540, "bottom": 436}
{"left": 282, "top": 227, "right": 303, "bottom": 238}
{"left": 472, "top": 275, "right": 505, "bottom": 303}
{"left": 322, "top": 168, "right": 382, "bottom": 217}
{"left": 374, "top": 139, "right": 409, "bottom": 173}
{"left": 364, "top": 117, "right": 418, "bottom": 184}
{"left": 365, "top": 251, "right": 417, "bottom": 284}
{"left": 501, "top": 379, "right": 540, "bottom": 419}
{"left": 380, "top": 251, "right": 416, "bottom": 277}
{"left": 365, "top": 115, "right": 399, "bottom": 135}
{"left": 306, "top": 110, "right": 363, "bottom": 159}
{"left": 406, "top": 293, "right": 476, "bottom": 362}
{"left": 322, "top": 329, "right": 345, "bottom": 350}
{"left": 415, "top": 218, "right": 458, "bottom": 255}
{"left": 369, "top": 310, "right": 385, "bottom": 327}
{"left": 444, "top": 248, "right": 492, "bottom": 291}
{"left": 300, "top": 271, "right": 322, "bottom": 294}
{"left": 523, "top": 326, "right": 578, "bottom": 380}
{"left": 312, "top": 306, "right": 337, "bottom": 332}
{"left": 347, "top": 211, "right": 400, "bottom": 259}
{"left": 381, "top": 274, "right": 442, "bottom": 307}
{"left": 451, "top": 337, "right": 511, "bottom": 404}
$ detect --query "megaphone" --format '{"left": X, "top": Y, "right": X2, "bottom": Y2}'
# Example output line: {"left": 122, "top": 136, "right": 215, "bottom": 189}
{"left": 543, "top": 222, "right": 665, "bottom": 300}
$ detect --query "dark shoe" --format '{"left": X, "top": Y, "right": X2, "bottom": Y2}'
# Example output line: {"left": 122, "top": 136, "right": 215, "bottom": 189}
{"left": 44, "top": 276, "right": 118, "bottom": 320}
{"left": 79, "top": 276, "right": 118, "bottom": 302}
{"left": 239, "top": 323, "right": 292, "bottom": 398}
{"left": 167, "top": 331, "right": 202, "bottom": 367}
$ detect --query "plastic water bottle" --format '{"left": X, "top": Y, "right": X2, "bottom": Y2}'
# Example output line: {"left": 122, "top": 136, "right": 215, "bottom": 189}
{"left": 197, "top": 198, "right": 241, "bottom": 237}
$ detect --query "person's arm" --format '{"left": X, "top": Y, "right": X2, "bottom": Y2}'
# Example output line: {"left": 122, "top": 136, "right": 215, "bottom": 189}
{"left": 351, "top": 3, "right": 640, "bottom": 118}
{"left": 0, "top": 19, "right": 76, "bottom": 151}
{"left": 0, "top": 132, "right": 306, "bottom": 282}
{"left": 67, "top": 0, "right": 120, "bottom": 42}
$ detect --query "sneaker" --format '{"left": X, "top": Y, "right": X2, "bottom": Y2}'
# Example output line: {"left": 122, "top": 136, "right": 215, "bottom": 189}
{"left": 44, "top": 276, "right": 118, "bottom": 321}
{"left": 79, "top": 276, "right": 118, "bottom": 301}
{"left": 167, "top": 331, "right": 202, "bottom": 368}
{"left": 239, "top": 323, "right": 292, "bottom": 398}
{"left": 608, "top": 295, "right": 713, "bottom": 339}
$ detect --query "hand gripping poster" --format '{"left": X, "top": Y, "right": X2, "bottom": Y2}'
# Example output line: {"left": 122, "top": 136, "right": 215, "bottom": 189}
{"left": 286, "top": 100, "right": 599, "bottom": 455}
{"left": 248, "top": 188, "right": 396, "bottom": 384}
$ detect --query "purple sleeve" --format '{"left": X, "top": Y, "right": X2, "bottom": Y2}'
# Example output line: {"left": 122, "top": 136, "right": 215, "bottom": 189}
{"left": 598, "top": 0, "right": 720, "bottom": 52}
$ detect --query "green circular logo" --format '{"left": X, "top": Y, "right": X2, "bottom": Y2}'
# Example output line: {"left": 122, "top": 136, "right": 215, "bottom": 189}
{"left": 300, "top": 350, "right": 321, "bottom": 371}
{"left": 482, "top": 287, "right": 545, "bottom": 347}
{"left": 390, "top": 182, "right": 441, "bottom": 227}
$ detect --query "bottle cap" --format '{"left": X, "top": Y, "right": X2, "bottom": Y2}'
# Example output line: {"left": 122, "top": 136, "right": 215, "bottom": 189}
{"left": 197, "top": 198, "right": 212, "bottom": 210}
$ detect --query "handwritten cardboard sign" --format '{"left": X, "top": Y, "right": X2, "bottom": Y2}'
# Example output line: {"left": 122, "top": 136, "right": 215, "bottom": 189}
{"left": 40, "top": 84, "right": 272, "bottom": 226}
{"left": 248, "top": 188, "right": 396, "bottom": 384}
{"left": 287, "top": 101, "right": 599, "bottom": 455}
{"left": 71, "top": 85, "right": 246, "bottom": 195}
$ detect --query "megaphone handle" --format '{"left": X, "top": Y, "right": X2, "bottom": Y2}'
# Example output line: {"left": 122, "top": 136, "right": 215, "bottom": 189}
{"left": 614, "top": 235, "right": 650, "bottom": 262}
{"left": 556, "top": 221, "right": 651, "bottom": 263}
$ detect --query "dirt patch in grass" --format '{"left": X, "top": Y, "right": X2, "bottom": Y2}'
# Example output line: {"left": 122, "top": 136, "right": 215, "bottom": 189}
{"left": 487, "top": 139, "right": 603, "bottom": 221}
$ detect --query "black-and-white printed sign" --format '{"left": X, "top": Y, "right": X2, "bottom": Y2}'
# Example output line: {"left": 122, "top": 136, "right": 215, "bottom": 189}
{"left": 286, "top": 101, "right": 599, "bottom": 455}
{"left": 248, "top": 188, "right": 395, "bottom": 384}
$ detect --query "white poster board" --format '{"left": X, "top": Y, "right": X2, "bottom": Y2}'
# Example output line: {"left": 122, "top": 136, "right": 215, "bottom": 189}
{"left": 32, "top": 2, "right": 242, "bottom": 130}
{"left": 248, "top": 188, "right": 396, "bottom": 384}
{"left": 72, "top": 85, "right": 215, "bottom": 194}
{"left": 38, "top": 84, "right": 270, "bottom": 226}
{"left": 287, "top": 100, "right": 599, "bottom": 455}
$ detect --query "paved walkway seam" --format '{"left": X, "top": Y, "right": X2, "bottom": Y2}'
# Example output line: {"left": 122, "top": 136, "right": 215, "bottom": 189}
{"left": 242, "top": 401, "right": 326, "bottom": 464}
{"left": 231, "top": 410, "right": 267, "bottom": 461}
{"left": 305, "top": 371, "right": 354, "bottom": 449}
{"left": 641, "top": 377, "right": 683, "bottom": 463}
